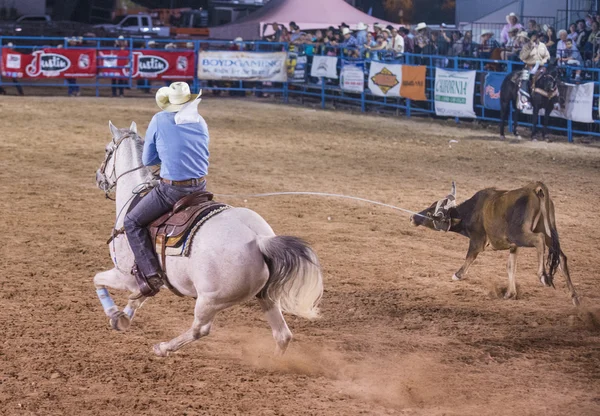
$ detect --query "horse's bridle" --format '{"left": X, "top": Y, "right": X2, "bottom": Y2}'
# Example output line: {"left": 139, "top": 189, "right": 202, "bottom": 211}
{"left": 97, "top": 132, "right": 145, "bottom": 200}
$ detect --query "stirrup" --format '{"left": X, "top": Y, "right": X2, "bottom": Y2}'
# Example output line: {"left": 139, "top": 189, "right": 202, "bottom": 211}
{"left": 132, "top": 265, "right": 164, "bottom": 297}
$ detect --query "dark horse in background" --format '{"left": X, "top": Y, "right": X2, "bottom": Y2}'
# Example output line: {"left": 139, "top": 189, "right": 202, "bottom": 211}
{"left": 499, "top": 67, "right": 560, "bottom": 140}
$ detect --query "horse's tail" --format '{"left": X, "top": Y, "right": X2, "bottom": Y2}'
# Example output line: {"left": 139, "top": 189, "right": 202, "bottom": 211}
{"left": 257, "top": 235, "right": 323, "bottom": 319}
{"left": 536, "top": 183, "right": 560, "bottom": 287}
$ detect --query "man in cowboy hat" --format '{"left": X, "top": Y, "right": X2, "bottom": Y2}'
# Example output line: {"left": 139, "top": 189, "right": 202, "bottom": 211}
{"left": 124, "top": 82, "right": 208, "bottom": 297}
{"left": 518, "top": 31, "right": 550, "bottom": 109}
{"left": 501, "top": 12, "right": 523, "bottom": 44}
{"left": 355, "top": 22, "right": 368, "bottom": 47}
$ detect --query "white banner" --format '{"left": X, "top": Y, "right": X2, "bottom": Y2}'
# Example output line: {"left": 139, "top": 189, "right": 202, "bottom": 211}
{"left": 434, "top": 69, "right": 476, "bottom": 118}
{"left": 368, "top": 61, "right": 401, "bottom": 97}
{"left": 197, "top": 51, "right": 287, "bottom": 82}
{"left": 310, "top": 56, "right": 338, "bottom": 79}
{"left": 523, "top": 82, "right": 594, "bottom": 123}
{"left": 340, "top": 64, "right": 364, "bottom": 93}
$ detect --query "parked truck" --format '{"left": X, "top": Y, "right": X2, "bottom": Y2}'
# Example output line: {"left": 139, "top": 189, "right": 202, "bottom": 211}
{"left": 93, "top": 13, "right": 170, "bottom": 37}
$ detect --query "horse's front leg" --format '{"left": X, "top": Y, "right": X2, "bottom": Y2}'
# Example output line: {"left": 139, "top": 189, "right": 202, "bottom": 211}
{"left": 531, "top": 105, "right": 539, "bottom": 139}
{"left": 542, "top": 106, "right": 551, "bottom": 140}
{"left": 94, "top": 268, "right": 141, "bottom": 331}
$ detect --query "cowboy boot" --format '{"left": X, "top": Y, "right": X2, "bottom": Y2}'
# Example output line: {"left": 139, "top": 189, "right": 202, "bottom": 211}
{"left": 132, "top": 264, "right": 164, "bottom": 297}
{"left": 519, "top": 79, "right": 532, "bottom": 111}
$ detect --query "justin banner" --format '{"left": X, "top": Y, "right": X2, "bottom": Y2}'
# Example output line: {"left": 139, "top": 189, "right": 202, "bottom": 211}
{"left": 482, "top": 73, "right": 504, "bottom": 111}
{"left": 400, "top": 65, "right": 427, "bottom": 101}
{"left": 434, "top": 69, "right": 476, "bottom": 118}
{"left": 2, "top": 48, "right": 96, "bottom": 78}
{"left": 368, "top": 61, "right": 401, "bottom": 97}
{"left": 198, "top": 51, "right": 287, "bottom": 82}
{"left": 340, "top": 62, "right": 364, "bottom": 93}
{"left": 98, "top": 50, "right": 194, "bottom": 79}
{"left": 310, "top": 55, "right": 338, "bottom": 79}
{"left": 522, "top": 82, "right": 594, "bottom": 123}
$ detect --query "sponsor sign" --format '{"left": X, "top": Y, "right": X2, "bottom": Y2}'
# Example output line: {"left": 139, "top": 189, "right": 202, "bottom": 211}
{"left": 368, "top": 61, "right": 401, "bottom": 97}
{"left": 310, "top": 55, "right": 338, "bottom": 79}
{"left": 98, "top": 50, "right": 194, "bottom": 79}
{"left": 198, "top": 51, "right": 287, "bottom": 82}
{"left": 287, "top": 53, "right": 307, "bottom": 83}
{"left": 482, "top": 73, "right": 504, "bottom": 111}
{"left": 434, "top": 69, "right": 476, "bottom": 118}
{"left": 2, "top": 48, "right": 96, "bottom": 78}
{"left": 340, "top": 61, "right": 364, "bottom": 93}
{"left": 400, "top": 65, "right": 427, "bottom": 101}
{"left": 523, "top": 82, "right": 594, "bottom": 123}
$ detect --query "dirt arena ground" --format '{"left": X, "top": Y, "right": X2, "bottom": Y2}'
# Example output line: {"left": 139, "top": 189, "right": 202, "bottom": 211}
{"left": 1, "top": 96, "right": 599, "bottom": 415}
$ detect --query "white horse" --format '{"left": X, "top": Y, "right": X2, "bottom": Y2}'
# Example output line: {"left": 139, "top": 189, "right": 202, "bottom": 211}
{"left": 94, "top": 121, "right": 323, "bottom": 357}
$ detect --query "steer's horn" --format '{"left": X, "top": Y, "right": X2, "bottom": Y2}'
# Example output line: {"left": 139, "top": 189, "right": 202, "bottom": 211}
{"left": 450, "top": 181, "right": 456, "bottom": 198}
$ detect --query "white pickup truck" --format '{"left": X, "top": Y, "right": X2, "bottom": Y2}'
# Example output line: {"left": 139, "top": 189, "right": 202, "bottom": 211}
{"left": 94, "top": 14, "right": 169, "bottom": 37}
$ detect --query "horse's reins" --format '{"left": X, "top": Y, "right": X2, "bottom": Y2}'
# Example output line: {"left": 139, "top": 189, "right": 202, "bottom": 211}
{"left": 98, "top": 133, "right": 145, "bottom": 200}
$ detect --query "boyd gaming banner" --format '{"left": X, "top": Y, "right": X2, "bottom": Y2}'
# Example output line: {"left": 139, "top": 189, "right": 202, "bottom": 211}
{"left": 98, "top": 50, "right": 194, "bottom": 79}
{"left": 340, "top": 61, "right": 364, "bottom": 93}
{"left": 522, "top": 82, "right": 594, "bottom": 123}
{"left": 368, "top": 61, "right": 401, "bottom": 97}
{"left": 2, "top": 48, "right": 96, "bottom": 78}
{"left": 482, "top": 73, "right": 503, "bottom": 111}
{"left": 400, "top": 65, "right": 427, "bottom": 101}
{"left": 198, "top": 51, "right": 287, "bottom": 82}
{"left": 310, "top": 55, "right": 338, "bottom": 79}
{"left": 434, "top": 69, "right": 476, "bottom": 118}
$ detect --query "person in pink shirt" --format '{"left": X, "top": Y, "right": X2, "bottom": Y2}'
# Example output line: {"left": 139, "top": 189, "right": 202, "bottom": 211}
{"left": 501, "top": 13, "right": 524, "bottom": 45}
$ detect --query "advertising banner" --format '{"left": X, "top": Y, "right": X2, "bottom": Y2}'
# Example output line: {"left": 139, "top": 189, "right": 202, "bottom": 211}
{"left": 434, "top": 69, "right": 476, "bottom": 118}
{"left": 287, "top": 53, "right": 307, "bottom": 83}
{"left": 522, "top": 82, "right": 594, "bottom": 123}
{"left": 400, "top": 65, "right": 427, "bottom": 101}
{"left": 368, "top": 61, "right": 401, "bottom": 97}
{"left": 98, "top": 50, "right": 194, "bottom": 79}
{"left": 310, "top": 55, "right": 338, "bottom": 79}
{"left": 2, "top": 48, "right": 96, "bottom": 78}
{"left": 198, "top": 51, "right": 287, "bottom": 82}
{"left": 340, "top": 61, "right": 364, "bottom": 93}
{"left": 482, "top": 73, "right": 504, "bottom": 111}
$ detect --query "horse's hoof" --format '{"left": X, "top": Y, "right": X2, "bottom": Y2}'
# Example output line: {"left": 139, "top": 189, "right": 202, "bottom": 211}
{"left": 515, "top": 134, "right": 522, "bottom": 140}
{"left": 452, "top": 273, "right": 462, "bottom": 281}
{"left": 500, "top": 135, "right": 506, "bottom": 141}
{"left": 572, "top": 296, "right": 581, "bottom": 307}
{"left": 504, "top": 291, "right": 517, "bottom": 300}
{"left": 110, "top": 312, "right": 131, "bottom": 331}
{"left": 153, "top": 343, "right": 168, "bottom": 357}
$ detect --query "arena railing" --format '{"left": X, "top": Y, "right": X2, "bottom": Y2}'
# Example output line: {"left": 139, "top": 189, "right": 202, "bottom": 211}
{"left": 1, "top": 36, "right": 598, "bottom": 142}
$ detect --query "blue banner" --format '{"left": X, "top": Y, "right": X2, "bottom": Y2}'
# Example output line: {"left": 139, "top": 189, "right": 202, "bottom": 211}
{"left": 483, "top": 73, "right": 503, "bottom": 111}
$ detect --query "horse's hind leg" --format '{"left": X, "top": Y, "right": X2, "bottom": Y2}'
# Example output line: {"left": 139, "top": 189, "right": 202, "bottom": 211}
{"left": 258, "top": 297, "right": 293, "bottom": 356}
{"left": 153, "top": 297, "right": 221, "bottom": 357}
{"left": 511, "top": 99, "right": 520, "bottom": 138}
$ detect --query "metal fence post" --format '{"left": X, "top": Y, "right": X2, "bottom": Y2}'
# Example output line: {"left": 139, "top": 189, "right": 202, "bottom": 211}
{"left": 193, "top": 40, "right": 199, "bottom": 94}
{"left": 0, "top": 37, "right": 3, "bottom": 91}
{"left": 321, "top": 77, "right": 325, "bottom": 109}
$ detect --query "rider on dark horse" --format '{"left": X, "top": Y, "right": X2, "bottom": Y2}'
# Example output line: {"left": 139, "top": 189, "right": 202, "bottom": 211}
{"left": 518, "top": 31, "right": 551, "bottom": 111}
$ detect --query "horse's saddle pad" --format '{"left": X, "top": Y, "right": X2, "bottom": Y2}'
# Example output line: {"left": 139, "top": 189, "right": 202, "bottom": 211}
{"left": 134, "top": 190, "right": 230, "bottom": 258}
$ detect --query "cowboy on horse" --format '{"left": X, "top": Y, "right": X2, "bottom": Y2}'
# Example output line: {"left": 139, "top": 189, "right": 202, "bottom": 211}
{"left": 124, "top": 82, "right": 208, "bottom": 297}
{"left": 518, "top": 31, "right": 551, "bottom": 110}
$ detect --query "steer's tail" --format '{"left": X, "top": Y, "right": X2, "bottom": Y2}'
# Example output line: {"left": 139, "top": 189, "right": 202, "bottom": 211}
{"left": 536, "top": 183, "right": 560, "bottom": 287}
{"left": 257, "top": 235, "right": 323, "bottom": 319}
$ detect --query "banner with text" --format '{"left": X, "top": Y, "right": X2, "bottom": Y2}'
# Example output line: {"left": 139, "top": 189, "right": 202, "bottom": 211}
{"left": 522, "top": 82, "right": 594, "bottom": 123}
{"left": 98, "top": 50, "right": 194, "bottom": 79}
{"left": 340, "top": 61, "right": 365, "bottom": 93}
{"left": 482, "top": 73, "right": 503, "bottom": 111}
{"left": 434, "top": 69, "right": 476, "bottom": 118}
{"left": 400, "top": 65, "right": 427, "bottom": 101}
{"left": 287, "top": 53, "right": 307, "bottom": 83}
{"left": 2, "top": 48, "right": 96, "bottom": 78}
{"left": 310, "top": 55, "right": 338, "bottom": 79}
{"left": 198, "top": 51, "right": 287, "bottom": 82}
{"left": 368, "top": 61, "right": 401, "bottom": 97}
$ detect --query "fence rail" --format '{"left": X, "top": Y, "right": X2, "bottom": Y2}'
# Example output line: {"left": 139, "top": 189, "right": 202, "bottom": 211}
{"left": 1, "top": 36, "right": 599, "bottom": 143}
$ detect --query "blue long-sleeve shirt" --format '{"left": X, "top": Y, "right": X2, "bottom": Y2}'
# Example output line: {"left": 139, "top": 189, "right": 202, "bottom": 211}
{"left": 143, "top": 111, "right": 209, "bottom": 181}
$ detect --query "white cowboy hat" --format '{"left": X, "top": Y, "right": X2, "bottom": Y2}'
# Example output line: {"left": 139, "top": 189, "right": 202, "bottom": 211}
{"left": 341, "top": 27, "right": 351, "bottom": 36}
{"left": 6, "top": 42, "right": 14, "bottom": 48}
{"left": 156, "top": 82, "right": 201, "bottom": 113}
{"left": 164, "top": 42, "right": 176, "bottom": 49}
{"left": 147, "top": 40, "right": 157, "bottom": 46}
{"left": 481, "top": 30, "right": 494, "bottom": 36}
{"left": 506, "top": 12, "right": 519, "bottom": 23}
{"left": 356, "top": 22, "right": 368, "bottom": 31}
{"left": 381, "top": 28, "right": 391, "bottom": 35}
{"left": 516, "top": 31, "right": 529, "bottom": 39}
{"left": 234, "top": 37, "right": 243, "bottom": 42}
{"left": 415, "top": 22, "right": 427, "bottom": 31}
{"left": 186, "top": 41, "right": 194, "bottom": 48}
{"left": 374, "top": 23, "right": 383, "bottom": 30}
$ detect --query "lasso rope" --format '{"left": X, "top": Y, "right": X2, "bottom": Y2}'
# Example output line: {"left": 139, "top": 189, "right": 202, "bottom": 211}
{"left": 214, "top": 191, "right": 428, "bottom": 219}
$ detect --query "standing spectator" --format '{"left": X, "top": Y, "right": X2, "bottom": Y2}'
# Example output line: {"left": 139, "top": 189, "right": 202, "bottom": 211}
{"left": 355, "top": 22, "right": 368, "bottom": 47}
{"left": 267, "top": 23, "right": 282, "bottom": 42}
{"left": 1, "top": 42, "right": 24, "bottom": 96}
{"left": 461, "top": 30, "right": 474, "bottom": 57}
{"left": 544, "top": 26, "right": 557, "bottom": 57}
{"left": 112, "top": 36, "right": 128, "bottom": 98}
{"left": 341, "top": 27, "right": 359, "bottom": 57}
{"left": 527, "top": 19, "right": 541, "bottom": 34}
{"left": 568, "top": 23, "right": 578, "bottom": 41}
{"left": 449, "top": 31, "right": 463, "bottom": 56}
{"left": 280, "top": 26, "right": 291, "bottom": 43}
{"left": 576, "top": 19, "right": 591, "bottom": 52}
{"left": 501, "top": 28, "right": 520, "bottom": 60}
{"left": 400, "top": 27, "right": 414, "bottom": 53}
{"left": 501, "top": 12, "right": 523, "bottom": 44}
{"left": 66, "top": 37, "right": 80, "bottom": 97}
{"left": 413, "top": 22, "right": 429, "bottom": 54}
{"left": 366, "top": 34, "right": 388, "bottom": 60}
{"left": 585, "top": 21, "right": 599, "bottom": 61}
{"left": 289, "top": 21, "right": 301, "bottom": 42}
{"left": 389, "top": 26, "right": 404, "bottom": 57}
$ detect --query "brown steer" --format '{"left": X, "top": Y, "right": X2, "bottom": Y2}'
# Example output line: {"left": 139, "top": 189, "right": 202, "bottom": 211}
{"left": 410, "top": 182, "right": 579, "bottom": 306}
